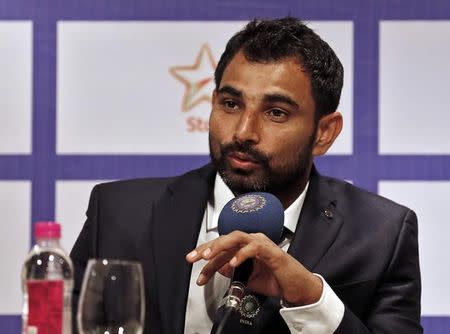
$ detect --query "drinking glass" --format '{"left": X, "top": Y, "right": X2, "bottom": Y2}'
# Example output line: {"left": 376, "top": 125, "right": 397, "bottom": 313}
{"left": 77, "top": 259, "right": 145, "bottom": 334}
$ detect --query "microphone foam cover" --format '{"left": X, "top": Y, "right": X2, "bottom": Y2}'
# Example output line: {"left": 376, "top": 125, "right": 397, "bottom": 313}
{"left": 218, "top": 192, "right": 284, "bottom": 244}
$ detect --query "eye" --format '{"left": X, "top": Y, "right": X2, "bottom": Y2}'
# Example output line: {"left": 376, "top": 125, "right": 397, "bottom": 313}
{"left": 266, "top": 109, "right": 288, "bottom": 121}
{"left": 223, "top": 100, "right": 240, "bottom": 111}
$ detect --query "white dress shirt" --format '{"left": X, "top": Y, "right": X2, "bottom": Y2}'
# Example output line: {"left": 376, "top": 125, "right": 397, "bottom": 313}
{"left": 184, "top": 174, "right": 344, "bottom": 334}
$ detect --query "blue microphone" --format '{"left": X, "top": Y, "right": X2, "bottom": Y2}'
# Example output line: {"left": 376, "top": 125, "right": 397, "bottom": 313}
{"left": 217, "top": 192, "right": 285, "bottom": 310}
{"left": 218, "top": 192, "right": 285, "bottom": 242}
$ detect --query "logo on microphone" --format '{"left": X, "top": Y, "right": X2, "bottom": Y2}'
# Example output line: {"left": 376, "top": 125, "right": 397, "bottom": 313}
{"left": 231, "top": 194, "right": 266, "bottom": 213}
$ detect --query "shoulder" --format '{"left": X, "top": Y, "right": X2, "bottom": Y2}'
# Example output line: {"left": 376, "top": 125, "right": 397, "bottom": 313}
{"left": 90, "top": 177, "right": 172, "bottom": 205}
{"left": 90, "top": 163, "right": 216, "bottom": 205}
{"left": 327, "top": 175, "right": 409, "bottom": 213}
{"left": 320, "top": 175, "right": 417, "bottom": 232}
{"left": 316, "top": 175, "right": 419, "bottom": 280}
{"left": 95, "top": 177, "right": 172, "bottom": 196}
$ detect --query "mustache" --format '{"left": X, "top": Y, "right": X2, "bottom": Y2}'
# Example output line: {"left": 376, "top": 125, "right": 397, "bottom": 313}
{"left": 220, "top": 141, "right": 270, "bottom": 164}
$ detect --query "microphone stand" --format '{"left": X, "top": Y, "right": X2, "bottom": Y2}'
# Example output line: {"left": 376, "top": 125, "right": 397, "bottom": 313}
{"left": 215, "top": 283, "right": 245, "bottom": 334}
{"left": 214, "top": 260, "right": 253, "bottom": 334}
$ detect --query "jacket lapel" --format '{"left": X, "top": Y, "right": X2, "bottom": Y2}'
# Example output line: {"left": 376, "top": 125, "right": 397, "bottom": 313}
{"left": 288, "top": 167, "right": 344, "bottom": 271}
{"left": 150, "top": 164, "right": 216, "bottom": 334}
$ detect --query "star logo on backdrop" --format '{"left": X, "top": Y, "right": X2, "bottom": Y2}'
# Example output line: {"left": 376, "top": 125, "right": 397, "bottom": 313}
{"left": 169, "top": 43, "right": 217, "bottom": 112}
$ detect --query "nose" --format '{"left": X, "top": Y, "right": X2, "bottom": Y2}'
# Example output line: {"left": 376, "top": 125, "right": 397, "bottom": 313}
{"left": 233, "top": 110, "right": 260, "bottom": 144}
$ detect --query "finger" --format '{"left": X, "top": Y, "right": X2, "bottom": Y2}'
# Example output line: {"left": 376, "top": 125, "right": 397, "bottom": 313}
{"left": 205, "top": 231, "right": 251, "bottom": 259}
{"left": 187, "top": 231, "right": 249, "bottom": 263}
{"left": 229, "top": 234, "right": 284, "bottom": 270}
{"left": 218, "top": 263, "right": 234, "bottom": 278}
{"left": 185, "top": 240, "right": 215, "bottom": 263}
{"left": 197, "top": 249, "right": 238, "bottom": 285}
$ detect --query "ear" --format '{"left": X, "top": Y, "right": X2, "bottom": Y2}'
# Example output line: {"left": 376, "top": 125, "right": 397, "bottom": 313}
{"left": 312, "top": 111, "right": 343, "bottom": 156}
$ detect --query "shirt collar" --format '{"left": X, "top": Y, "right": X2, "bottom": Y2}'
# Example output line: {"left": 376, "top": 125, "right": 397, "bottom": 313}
{"left": 207, "top": 173, "right": 309, "bottom": 234}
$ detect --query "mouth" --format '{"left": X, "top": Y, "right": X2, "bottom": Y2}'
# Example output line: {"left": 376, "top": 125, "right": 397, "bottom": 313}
{"left": 227, "top": 151, "right": 260, "bottom": 170}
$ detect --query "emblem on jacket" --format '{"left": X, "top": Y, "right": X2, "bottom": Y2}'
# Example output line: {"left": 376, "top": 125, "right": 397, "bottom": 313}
{"left": 231, "top": 194, "right": 266, "bottom": 213}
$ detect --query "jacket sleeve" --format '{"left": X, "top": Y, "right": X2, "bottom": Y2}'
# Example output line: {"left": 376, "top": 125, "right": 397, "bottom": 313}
{"left": 70, "top": 185, "right": 100, "bottom": 334}
{"left": 334, "top": 209, "right": 422, "bottom": 333}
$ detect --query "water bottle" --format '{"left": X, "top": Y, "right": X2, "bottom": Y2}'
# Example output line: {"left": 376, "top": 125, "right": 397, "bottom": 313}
{"left": 21, "top": 222, "right": 74, "bottom": 334}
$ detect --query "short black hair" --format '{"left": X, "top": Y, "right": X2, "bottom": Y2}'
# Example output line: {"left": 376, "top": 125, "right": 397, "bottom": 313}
{"left": 214, "top": 17, "right": 344, "bottom": 119}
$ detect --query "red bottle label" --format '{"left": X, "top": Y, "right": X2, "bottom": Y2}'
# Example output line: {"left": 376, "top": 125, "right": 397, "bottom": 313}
{"left": 27, "top": 280, "right": 64, "bottom": 334}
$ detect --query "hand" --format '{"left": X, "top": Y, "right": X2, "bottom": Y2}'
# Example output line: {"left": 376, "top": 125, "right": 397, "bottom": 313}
{"left": 186, "top": 231, "right": 323, "bottom": 306}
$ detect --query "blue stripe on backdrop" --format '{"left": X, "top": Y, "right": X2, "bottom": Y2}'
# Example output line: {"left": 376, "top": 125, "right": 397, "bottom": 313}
{"left": 1, "top": 155, "right": 450, "bottom": 185}
{"left": 422, "top": 317, "right": 450, "bottom": 333}
{"left": 30, "top": 19, "right": 58, "bottom": 239}
{"left": 0, "top": 0, "right": 449, "bottom": 332}
{"left": 0, "top": 316, "right": 21, "bottom": 334}
{"left": 0, "top": 0, "right": 449, "bottom": 20}
{"left": 0, "top": 156, "right": 32, "bottom": 179}
{"left": 52, "top": 155, "right": 450, "bottom": 181}
{"left": 351, "top": 13, "right": 379, "bottom": 192}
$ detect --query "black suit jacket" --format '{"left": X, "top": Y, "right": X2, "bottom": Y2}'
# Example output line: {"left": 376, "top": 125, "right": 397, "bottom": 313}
{"left": 71, "top": 164, "right": 422, "bottom": 333}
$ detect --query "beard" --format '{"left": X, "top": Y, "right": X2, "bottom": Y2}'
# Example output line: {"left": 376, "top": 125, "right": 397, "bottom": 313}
{"left": 209, "top": 132, "right": 316, "bottom": 196}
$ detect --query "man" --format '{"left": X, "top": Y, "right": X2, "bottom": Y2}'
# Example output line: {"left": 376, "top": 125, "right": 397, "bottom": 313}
{"left": 71, "top": 17, "right": 422, "bottom": 333}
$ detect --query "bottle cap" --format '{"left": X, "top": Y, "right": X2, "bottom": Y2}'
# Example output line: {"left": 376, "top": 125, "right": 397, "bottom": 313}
{"left": 34, "top": 221, "right": 61, "bottom": 239}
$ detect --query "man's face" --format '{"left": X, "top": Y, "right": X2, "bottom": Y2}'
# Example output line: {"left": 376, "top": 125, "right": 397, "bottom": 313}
{"left": 209, "top": 51, "right": 318, "bottom": 199}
